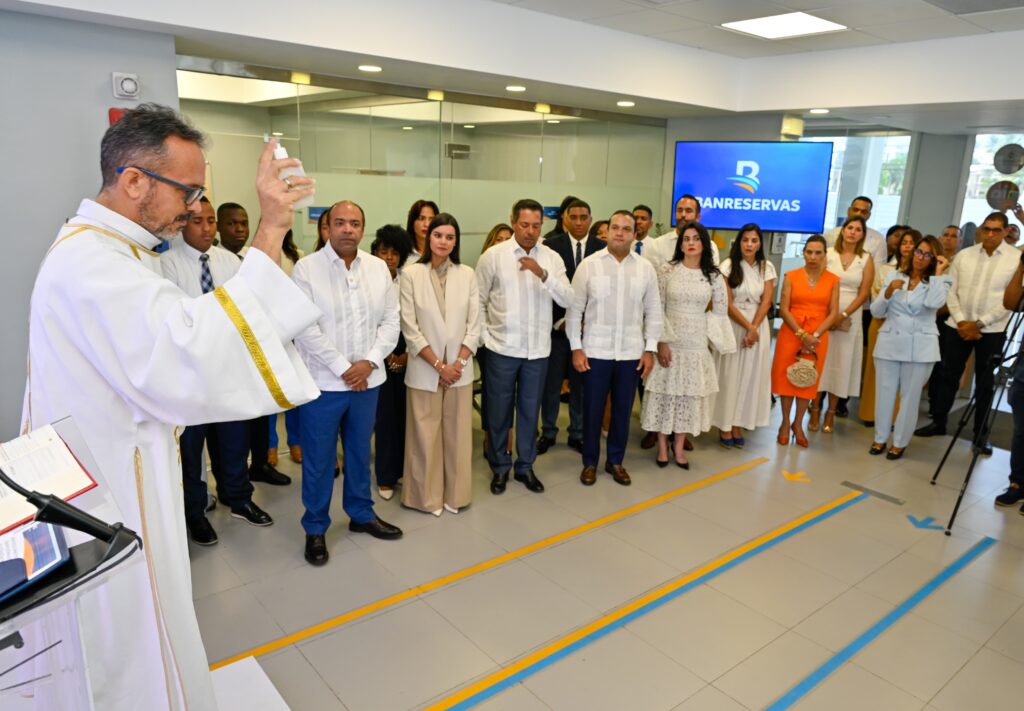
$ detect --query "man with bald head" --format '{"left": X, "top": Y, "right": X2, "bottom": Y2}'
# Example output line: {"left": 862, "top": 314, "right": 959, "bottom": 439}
{"left": 292, "top": 200, "right": 403, "bottom": 566}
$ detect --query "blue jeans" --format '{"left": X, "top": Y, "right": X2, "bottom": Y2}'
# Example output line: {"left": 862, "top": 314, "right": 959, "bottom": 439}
{"left": 540, "top": 331, "right": 583, "bottom": 442}
{"left": 299, "top": 388, "right": 379, "bottom": 534}
{"left": 582, "top": 358, "right": 640, "bottom": 467}
{"left": 268, "top": 409, "right": 301, "bottom": 449}
{"left": 484, "top": 351, "right": 548, "bottom": 476}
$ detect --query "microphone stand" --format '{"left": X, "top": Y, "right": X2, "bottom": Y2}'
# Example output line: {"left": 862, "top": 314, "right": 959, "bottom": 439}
{"left": 0, "top": 464, "right": 141, "bottom": 623}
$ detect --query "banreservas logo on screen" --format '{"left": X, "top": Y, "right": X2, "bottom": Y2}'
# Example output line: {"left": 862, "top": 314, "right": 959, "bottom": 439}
{"left": 697, "top": 159, "right": 801, "bottom": 212}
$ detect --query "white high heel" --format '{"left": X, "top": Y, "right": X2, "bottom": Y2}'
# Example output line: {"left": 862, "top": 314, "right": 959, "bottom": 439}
{"left": 431, "top": 508, "right": 442, "bottom": 517}
{"left": 443, "top": 504, "right": 459, "bottom": 515}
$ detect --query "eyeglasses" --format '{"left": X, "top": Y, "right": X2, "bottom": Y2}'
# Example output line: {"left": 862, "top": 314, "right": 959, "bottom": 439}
{"left": 116, "top": 166, "right": 206, "bottom": 205}
{"left": 914, "top": 249, "right": 935, "bottom": 260}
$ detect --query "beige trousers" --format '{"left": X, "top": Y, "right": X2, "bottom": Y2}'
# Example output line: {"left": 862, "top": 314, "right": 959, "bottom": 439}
{"left": 402, "top": 383, "right": 473, "bottom": 512}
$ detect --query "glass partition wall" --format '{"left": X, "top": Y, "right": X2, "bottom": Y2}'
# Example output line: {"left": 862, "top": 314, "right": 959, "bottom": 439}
{"left": 177, "top": 67, "right": 666, "bottom": 264}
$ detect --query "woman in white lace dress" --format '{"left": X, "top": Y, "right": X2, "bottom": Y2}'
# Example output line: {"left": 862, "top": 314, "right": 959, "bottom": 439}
{"left": 641, "top": 221, "right": 728, "bottom": 469}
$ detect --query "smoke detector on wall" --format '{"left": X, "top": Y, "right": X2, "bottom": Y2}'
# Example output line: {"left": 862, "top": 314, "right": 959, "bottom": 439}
{"left": 112, "top": 73, "right": 140, "bottom": 100}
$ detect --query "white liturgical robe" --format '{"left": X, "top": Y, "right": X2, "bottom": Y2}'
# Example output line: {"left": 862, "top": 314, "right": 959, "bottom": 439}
{"left": 20, "top": 199, "right": 321, "bottom": 710}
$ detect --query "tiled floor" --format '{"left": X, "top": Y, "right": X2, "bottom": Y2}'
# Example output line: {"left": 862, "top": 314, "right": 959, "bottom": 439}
{"left": 190, "top": 404, "right": 1024, "bottom": 710}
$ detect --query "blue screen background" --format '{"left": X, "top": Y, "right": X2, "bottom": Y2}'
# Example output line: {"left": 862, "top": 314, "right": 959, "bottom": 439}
{"left": 672, "top": 141, "right": 833, "bottom": 233}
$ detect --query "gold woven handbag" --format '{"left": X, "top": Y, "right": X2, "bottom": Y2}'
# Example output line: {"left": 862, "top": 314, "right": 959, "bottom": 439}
{"left": 786, "top": 350, "right": 819, "bottom": 389}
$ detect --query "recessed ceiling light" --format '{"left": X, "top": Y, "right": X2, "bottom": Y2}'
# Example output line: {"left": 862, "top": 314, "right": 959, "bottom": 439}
{"left": 271, "top": 131, "right": 284, "bottom": 137}
{"left": 809, "top": 108, "right": 830, "bottom": 115}
{"left": 463, "top": 124, "right": 476, "bottom": 129}
{"left": 402, "top": 126, "right": 414, "bottom": 131}
{"left": 505, "top": 85, "right": 526, "bottom": 92}
{"left": 546, "top": 119, "right": 561, "bottom": 124}
{"left": 617, "top": 100, "right": 636, "bottom": 108}
{"left": 358, "top": 64, "right": 382, "bottom": 73}
{"left": 722, "top": 12, "right": 846, "bottom": 40}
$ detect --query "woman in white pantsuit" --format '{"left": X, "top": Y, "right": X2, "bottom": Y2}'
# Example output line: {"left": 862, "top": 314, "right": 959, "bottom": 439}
{"left": 400, "top": 213, "right": 481, "bottom": 515}
{"left": 712, "top": 223, "right": 776, "bottom": 447}
{"left": 870, "top": 235, "right": 951, "bottom": 459}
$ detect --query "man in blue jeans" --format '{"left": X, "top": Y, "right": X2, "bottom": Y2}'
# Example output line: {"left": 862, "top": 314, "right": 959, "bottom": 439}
{"left": 292, "top": 200, "right": 402, "bottom": 565}
{"left": 476, "top": 199, "right": 573, "bottom": 494}
{"left": 996, "top": 250, "right": 1024, "bottom": 512}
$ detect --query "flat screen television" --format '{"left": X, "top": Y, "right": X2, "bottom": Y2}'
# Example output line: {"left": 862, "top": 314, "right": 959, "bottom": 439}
{"left": 672, "top": 141, "right": 834, "bottom": 233}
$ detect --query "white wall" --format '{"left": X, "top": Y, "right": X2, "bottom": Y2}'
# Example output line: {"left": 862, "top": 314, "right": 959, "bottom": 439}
{"left": 0, "top": 10, "right": 179, "bottom": 438}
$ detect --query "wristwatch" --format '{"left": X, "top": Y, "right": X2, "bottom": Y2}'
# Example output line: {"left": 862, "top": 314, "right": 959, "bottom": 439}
{"left": 457, "top": 357, "right": 469, "bottom": 367}
{"left": 368, "top": 361, "right": 379, "bottom": 370}
{"left": 540, "top": 268, "right": 549, "bottom": 282}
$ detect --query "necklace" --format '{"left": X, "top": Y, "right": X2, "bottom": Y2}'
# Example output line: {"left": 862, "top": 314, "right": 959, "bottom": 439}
{"left": 840, "top": 251, "right": 855, "bottom": 270}
{"left": 805, "top": 268, "right": 822, "bottom": 288}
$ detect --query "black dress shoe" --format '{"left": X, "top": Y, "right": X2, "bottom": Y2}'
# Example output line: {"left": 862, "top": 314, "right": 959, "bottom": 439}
{"left": 536, "top": 436, "right": 556, "bottom": 455}
{"left": 514, "top": 470, "right": 545, "bottom": 493}
{"left": 567, "top": 438, "right": 584, "bottom": 454}
{"left": 348, "top": 517, "right": 403, "bottom": 540}
{"left": 230, "top": 501, "right": 274, "bottom": 527}
{"left": 640, "top": 431, "right": 658, "bottom": 449}
{"left": 973, "top": 441, "right": 994, "bottom": 456}
{"left": 490, "top": 472, "right": 509, "bottom": 495}
{"left": 187, "top": 517, "right": 218, "bottom": 546}
{"left": 250, "top": 463, "right": 292, "bottom": 486}
{"left": 914, "top": 422, "right": 946, "bottom": 437}
{"left": 835, "top": 400, "right": 849, "bottom": 418}
{"left": 304, "top": 534, "right": 328, "bottom": 566}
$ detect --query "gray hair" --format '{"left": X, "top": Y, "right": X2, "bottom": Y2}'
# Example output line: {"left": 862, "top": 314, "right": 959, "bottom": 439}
{"left": 100, "top": 103, "right": 206, "bottom": 189}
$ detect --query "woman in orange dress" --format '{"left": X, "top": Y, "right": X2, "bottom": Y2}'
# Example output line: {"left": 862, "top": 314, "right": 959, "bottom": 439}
{"left": 771, "top": 234, "right": 840, "bottom": 447}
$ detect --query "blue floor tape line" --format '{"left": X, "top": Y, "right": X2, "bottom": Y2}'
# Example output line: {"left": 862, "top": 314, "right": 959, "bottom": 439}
{"left": 766, "top": 535, "right": 998, "bottom": 710}
{"left": 449, "top": 492, "right": 869, "bottom": 710}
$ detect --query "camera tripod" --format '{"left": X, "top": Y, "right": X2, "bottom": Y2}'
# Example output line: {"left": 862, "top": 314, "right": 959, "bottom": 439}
{"left": 930, "top": 303, "right": 1024, "bottom": 535}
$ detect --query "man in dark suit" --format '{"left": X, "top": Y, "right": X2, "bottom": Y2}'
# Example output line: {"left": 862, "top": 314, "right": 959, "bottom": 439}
{"left": 542, "top": 194, "right": 577, "bottom": 242}
{"left": 538, "top": 199, "right": 603, "bottom": 454}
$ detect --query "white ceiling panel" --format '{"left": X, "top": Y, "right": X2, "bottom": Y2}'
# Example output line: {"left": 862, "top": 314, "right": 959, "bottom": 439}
{"left": 813, "top": 0, "right": 950, "bottom": 29}
{"left": 777, "top": 28, "right": 888, "bottom": 51}
{"left": 511, "top": 0, "right": 637, "bottom": 20}
{"left": 963, "top": 7, "right": 1024, "bottom": 30}
{"left": 654, "top": 25, "right": 802, "bottom": 56}
{"left": 656, "top": 0, "right": 793, "bottom": 23}
{"left": 863, "top": 15, "right": 988, "bottom": 41}
{"left": 587, "top": 9, "right": 705, "bottom": 34}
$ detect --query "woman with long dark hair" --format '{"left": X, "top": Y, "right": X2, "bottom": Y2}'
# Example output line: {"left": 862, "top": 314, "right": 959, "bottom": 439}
{"left": 711, "top": 224, "right": 776, "bottom": 447}
{"left": 399, "top": 213, "right": 480, "bottom": 515}
{"left": 406, "top": 198, "right": 440, "bottom": 257}
{"left": 870, "top": 235, "right": 950, "bottom": 459}
{"left": 641, "top": 221, "right": 727, "bottom": 469}
{"left": 315, "top": 209, "right": 330, "bottom": 251}
{"left": 770, "top": 235, "right": 840, "bottom": 447}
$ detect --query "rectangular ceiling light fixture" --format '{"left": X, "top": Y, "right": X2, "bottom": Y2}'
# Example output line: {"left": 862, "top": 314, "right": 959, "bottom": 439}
{"left": 722, "top": 11, "right": 847, "bottom": 40}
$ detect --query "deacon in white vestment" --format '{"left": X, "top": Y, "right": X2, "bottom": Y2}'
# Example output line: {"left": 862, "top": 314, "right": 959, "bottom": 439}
{"left": 20, "top": 105, "right": 320, "bottom": 710}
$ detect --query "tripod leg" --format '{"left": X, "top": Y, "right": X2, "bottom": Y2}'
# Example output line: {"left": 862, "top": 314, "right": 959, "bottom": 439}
{"left": 945, "top": 449, "right": 983, "bottom": 535}
{"left": 932, "top": 397, "right": 975, "bottom": 485}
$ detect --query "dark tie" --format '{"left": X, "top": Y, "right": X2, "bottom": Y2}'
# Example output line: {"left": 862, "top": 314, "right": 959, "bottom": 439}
{"left": 575, "top": 240, "right": 582, "bottom": 268}
{"left": 635, "top": 240, "right": 642, "bottom": 255}
{"left": 199, "top": 253, "right": 214, "bottom": 294}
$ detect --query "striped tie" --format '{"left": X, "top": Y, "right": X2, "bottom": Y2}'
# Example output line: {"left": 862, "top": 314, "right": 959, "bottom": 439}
{"left": 199, "top": 253, "right": 214, "bottom": 294}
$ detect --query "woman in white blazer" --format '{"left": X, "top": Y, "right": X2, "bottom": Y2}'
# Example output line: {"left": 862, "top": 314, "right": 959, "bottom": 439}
{"left": 870, "top": 235, "right": 951, "bottom": 459}
{"left": 399, "top": 213, "right": 481, "bottom": 515}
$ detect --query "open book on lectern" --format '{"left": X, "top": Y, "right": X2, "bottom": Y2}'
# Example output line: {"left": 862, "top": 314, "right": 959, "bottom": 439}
{"left": 0, "top": 425, "right": 97, "bottom": 535}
